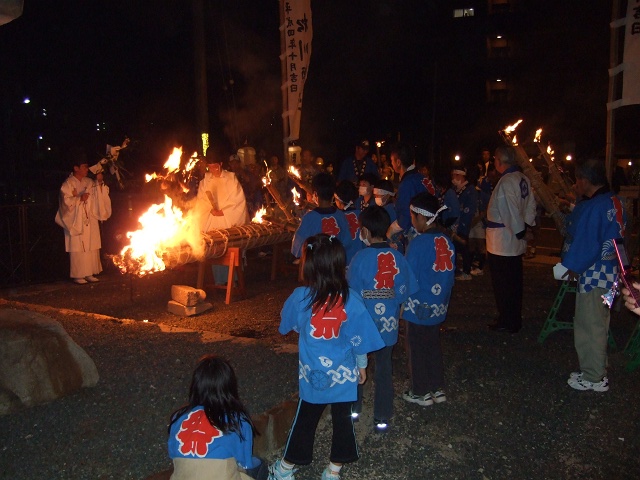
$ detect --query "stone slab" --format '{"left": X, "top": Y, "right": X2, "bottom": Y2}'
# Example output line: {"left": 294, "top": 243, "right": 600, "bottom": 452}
{"left": 167, "top": 300, "right": 213, "bottom": 317}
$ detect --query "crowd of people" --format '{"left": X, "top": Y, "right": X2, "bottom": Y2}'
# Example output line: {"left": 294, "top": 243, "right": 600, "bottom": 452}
{"left": 55, "top": 140, "right": 634, "bottom": 480}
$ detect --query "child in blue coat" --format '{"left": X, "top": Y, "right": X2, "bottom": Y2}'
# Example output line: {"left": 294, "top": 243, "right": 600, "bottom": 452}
{"left": 347, "top": 205, "right": 419, "bottom": 432}
{"left": 270, "top": 234, "right": 384, "bottom": 480}
{"left": 168, "top": 355, "right": 267, "bottom": 480}
{"left": 402, "top": 192, "right": 456, "bottom": 407}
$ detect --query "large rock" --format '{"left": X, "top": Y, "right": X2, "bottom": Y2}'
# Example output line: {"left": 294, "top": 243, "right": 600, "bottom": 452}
{"left": 0, "top": 309, "right": 99, "bottom": 415}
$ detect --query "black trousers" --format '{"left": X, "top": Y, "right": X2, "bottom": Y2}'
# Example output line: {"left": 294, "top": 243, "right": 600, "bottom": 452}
{"left": 284, "top": 399, "right": 358, "bottom": 465}
{"left": 353, "top": 345, "right": 394, "bottom": 422}
{"left": 407, "top": 322, "right": 445, "bottom": 395}
{"left": 488, "top": 252, "right": 523, "bottom": 331}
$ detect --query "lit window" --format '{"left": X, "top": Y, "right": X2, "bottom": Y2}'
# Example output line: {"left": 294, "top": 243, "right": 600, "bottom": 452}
{"left": 453, "top": 8, "right": 475, "bottom": 18}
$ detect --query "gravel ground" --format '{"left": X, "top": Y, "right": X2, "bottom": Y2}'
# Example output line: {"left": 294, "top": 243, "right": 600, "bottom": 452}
{"left": 1, "top": 251, "right": 640, "bottom": 479}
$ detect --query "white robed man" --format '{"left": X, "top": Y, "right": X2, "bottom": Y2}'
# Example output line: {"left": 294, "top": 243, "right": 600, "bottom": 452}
{"left": 197, "top": 152, "right": 249, "bottom": 284}
{"left": 55, "top": 148, "right": 112, "bottom": 284}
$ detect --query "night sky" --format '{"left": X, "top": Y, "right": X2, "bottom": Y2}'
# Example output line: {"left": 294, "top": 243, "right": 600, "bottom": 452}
{"left": 0, "top": 0, "right": 626, "bottom": 186}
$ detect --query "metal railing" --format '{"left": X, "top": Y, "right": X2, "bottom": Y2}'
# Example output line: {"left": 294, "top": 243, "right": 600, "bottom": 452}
{"left": 0, "top": 203, "right": 68, "bottom": 286}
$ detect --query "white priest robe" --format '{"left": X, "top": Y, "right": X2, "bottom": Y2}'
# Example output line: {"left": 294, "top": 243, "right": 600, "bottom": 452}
{"left": 55, "top": 175, "right": 112, "bottom": 278}
{"left": 197, "top": 170, "right": 249, "bottom": 232}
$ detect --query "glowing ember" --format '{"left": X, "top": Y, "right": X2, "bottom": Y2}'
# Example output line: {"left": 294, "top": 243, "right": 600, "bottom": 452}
{"left": 252, "top": 206, "right": 267, "bottom": 223}
{"left": 291, "top": 187, "right": 301, "bottom": 206}
{"left": 288, "top": 165, "right": 301, "bottom": 179}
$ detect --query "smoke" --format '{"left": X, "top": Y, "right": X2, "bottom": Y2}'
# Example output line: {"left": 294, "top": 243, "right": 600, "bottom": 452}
{"left": 210, "top": 16, "right": 281, "bottom": 152}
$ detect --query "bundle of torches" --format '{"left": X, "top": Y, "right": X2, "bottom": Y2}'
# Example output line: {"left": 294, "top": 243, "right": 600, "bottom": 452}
{"left": 112, "top": 148, "right": 309, "bottom": 277}
{"left": 113, "top": 121, "right": 571, "bottom": 277}
{"left": 500, "top": 119, "right": 573, "bottom": 233}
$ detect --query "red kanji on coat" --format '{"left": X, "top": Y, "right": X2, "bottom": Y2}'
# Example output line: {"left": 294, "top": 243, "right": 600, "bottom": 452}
{"left": 345, "top": 211, "right": 359, "bottom": 239}
{"left": 433, "top": 236, "right": 454, "bottom": 272}
{"left": 375, "top": 251, "right": 398, "bottom": 289}
{"left": 176, "top": 409, "right": 222, "bottom": 457}
{"left": 422, "top": 177, "right": 436, "bottom": 195}
{"left": 321, "top": 216, "right": 340, "bottom": 236}
{"left": 612, "top": 196, "right": 625, "bottom": 237}
{"left": 310, "top": 298, "right": 347, "bottom": 339}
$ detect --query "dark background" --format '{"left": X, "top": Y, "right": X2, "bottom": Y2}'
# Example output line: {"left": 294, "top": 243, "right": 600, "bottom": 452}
{"left": 1, "top": 0, "right": 638, "bottom": 198}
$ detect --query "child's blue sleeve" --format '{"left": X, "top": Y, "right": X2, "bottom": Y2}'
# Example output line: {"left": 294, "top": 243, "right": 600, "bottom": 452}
{"left": 234, "top": 420, "right": 256, "bottom": 469}
{"left": 280, "top": 288, "right": 304, "bottom": 334}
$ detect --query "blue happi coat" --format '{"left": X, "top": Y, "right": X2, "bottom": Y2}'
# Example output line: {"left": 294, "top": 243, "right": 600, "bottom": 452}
{"left": 403, "top": 231, "right": 456, "bottom": 326}
{"left": 348, "top": 243, "right": 419, "bottom": 345}
{"left": 168, "top": 407, "right": 258, "bottom": 470}
{"left": 291, "top": 207, "right": 353, "bottom": 260}
{"left": 280, "top": 287, "right": 384, "bottom": 404}
{"left": 562, "top": 188, "right": 626, "bottom": 293}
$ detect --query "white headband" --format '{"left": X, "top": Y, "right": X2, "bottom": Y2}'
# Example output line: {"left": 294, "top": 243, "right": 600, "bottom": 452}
{"left": 373, "top": 188, "right": 395, "bottom": 196}
{"left": 452, "top": 169, "right": 466, "bottom": 176}
{"left": 410, "top": 204, "right": 448, "bottom": 225}
{"left": 334, "top": 194, "right": 353, "bottom": 210}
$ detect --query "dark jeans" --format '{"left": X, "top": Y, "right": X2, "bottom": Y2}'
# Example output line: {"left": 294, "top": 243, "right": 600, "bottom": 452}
{"left": 353, "top": 345, "right": 394, "bottom": 422}
{"left": 488, "top": 252, "right": 523, "bottom": 331}
{"left": 284, "top": 399, "right": 358, "bottom": 465}
{"left": 407, "top": 322, "right": 444, "bottom": 394}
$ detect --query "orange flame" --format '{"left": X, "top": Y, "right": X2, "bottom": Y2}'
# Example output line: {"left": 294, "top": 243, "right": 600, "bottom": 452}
{"left": 113, "top": 197, "right": 205, "bottom": 276}
{"left": 291, "top": 188, "right": 301, "bottom": 206}
{"left": 288, "top": 165, "right": 301, "bottom": 179}
{"left": 185, "top": 152, "right": 199, "bottom": 172}
{"left": 504, "top": 119, "right": 523, "bottom": 135}
{"left": 534, "top": 128, "right": 542, "bottom": 143}
{"left": 164, "top": 147, "right": 183, "bottom": 173}
{"left": 252, "top": 206, "right": 267, "bottom": 224}
{"left": 114, "top": 196, "right": 185, "bottom": 275}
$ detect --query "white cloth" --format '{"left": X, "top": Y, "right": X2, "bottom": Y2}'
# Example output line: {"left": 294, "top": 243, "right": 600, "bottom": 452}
{"left": 486, "top": 170, "right": 536, "bottom": 256}
{"left": 197, "top": 170, "right": 249, "bottom": 232}
{"left": 55, "top": 174, "right": 111, "bottom": 278}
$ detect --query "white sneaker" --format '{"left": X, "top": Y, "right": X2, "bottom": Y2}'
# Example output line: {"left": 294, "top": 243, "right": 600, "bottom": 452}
{"left": 432, "top": 390, "right": 447, "bottom": 403}
{"left": 74, "top": 278, "right": 88, "bottom": 285}
{"left": 85, "top": 275, "right": 99, "bottom": 283}
{"left": 567, "top": 375, "right": 609, "bottom": 392}
{"left": 569, "top": 371, "right": 583, "bottom": 380}
{"left": 470, "top": 268, "right": 484, "bottom": 276}
{"left": 402, "top": 390, "right": 434, "bottom": 406}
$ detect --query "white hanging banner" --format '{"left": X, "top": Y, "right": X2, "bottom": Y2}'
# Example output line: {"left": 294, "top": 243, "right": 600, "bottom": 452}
{"left": 609, "top": 0, "right": 640, "bottom": 109}
{"left": 281, "top": 0, "right": 312, "bottom": 141}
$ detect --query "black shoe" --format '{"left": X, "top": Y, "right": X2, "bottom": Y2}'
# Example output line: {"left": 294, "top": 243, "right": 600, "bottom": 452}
{"left": 488, "top": 323, "right": 508, "bottom": 332}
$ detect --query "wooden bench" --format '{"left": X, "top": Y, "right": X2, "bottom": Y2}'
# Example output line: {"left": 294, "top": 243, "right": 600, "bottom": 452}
{"left": 196, "top": 247, "right": 245, "bottom": 304}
